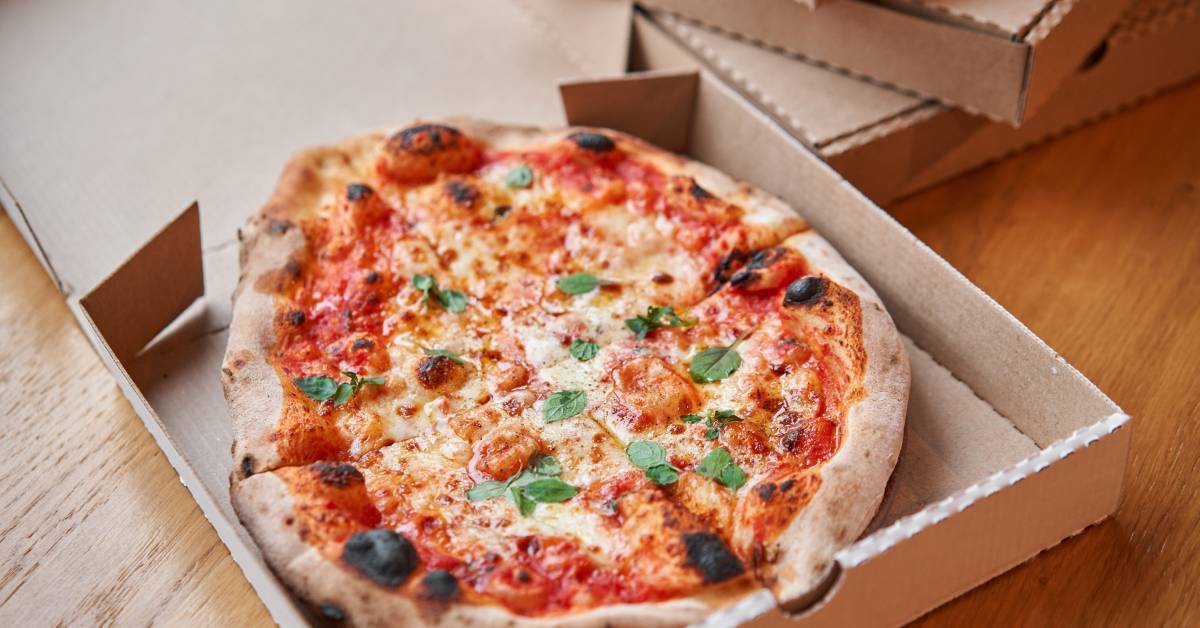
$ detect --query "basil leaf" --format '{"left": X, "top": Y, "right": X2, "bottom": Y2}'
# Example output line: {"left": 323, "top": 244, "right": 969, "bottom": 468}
{"left": 532, "top": 454, "right": 562, "bottom": 476}
{"left": 332, "top": 382, "right": 354, "bottom": 407}
{"left": 645, "top": 464, "right": 680, "bottom": 485}
{"left": 412, "top": 274, "right": 435, "bottom": 293}
{"left": 696, "top": 447, "right": 735, "bottom": 479}
{"left": 625, "top": 305, "right": 695, "bottom": 339}
{"left": 505, "top": 164, "right": 533, "bottom": 189}
{"left": 423, "top": 348, "right": 465, "bottom": 364}
{"left": 543, "top": 390, "right": 587, "bottom": 422}
{"left": 436, "top": 289, "right": 468, "bottom": 313}
{"left": 522, "top": 479, "right": 578, "bottom": 503}
{"left": 467, "top": 480, "right": 509, "bottom": 501}
{"left": 719, "top": 463, "right": 746, "bottom": 490}
{"left": 689, "top": 345, "right": 743, "bottom": 383}
{"left": 681, "top": 414, "right": 703, "bottom": 424}
{"left": 557, "top": 273, "right": 604, "bottom": 295}
{"left": 294, "top": 375, "right": 337, "bottom": 401}
{"left": 624, "top": 317, "right": 653, "bottom": 340}
{"left": 712, "top": 410, "right": 741, "bottom": 422}
{"left": 508, "top": 485, "right": 536, "bottom": 516}
{"left": 626, "top": 440, "right": 668, "bottom": 469}
{"left": 359, "top": 376, "right": 386, "bottom": 386}
{"left": 569, "top": 339, "right": 599, "bottom": 361}
{"left": 704, "top": 427, "right": 720, "bottom": 441}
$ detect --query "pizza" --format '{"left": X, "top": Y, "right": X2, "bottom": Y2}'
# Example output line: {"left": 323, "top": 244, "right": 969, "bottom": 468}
{"left": 222, "top": 119, "right": 909, "bottom": 626}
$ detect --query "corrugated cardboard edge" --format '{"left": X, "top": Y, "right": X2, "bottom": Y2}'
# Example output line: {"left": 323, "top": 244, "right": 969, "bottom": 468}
{"left": 66, "top": 202, "right": 311, "bottom": 627}
{"left": 0, "top": 175, "right": 62, "bottom": 292}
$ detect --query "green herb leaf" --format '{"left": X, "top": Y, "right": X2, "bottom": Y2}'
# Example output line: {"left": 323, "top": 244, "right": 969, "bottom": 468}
{"left": 557, "top": 272, "right": 609, "bottom": 295}
{"left": 569, "top": 338, "right": 599, "bottom": 361}
{"left": 696, "top": 447, "right": 745, "bottom": 490}
{"left": 532, "top": 454, "right": 562, "bottom": 476}
{"left": 645, "top": 464, "right": 680, "bottom": 485}
{"left": 360, "top": 376, "right": 387, "bottom": 386}
{"left": 423, "top": 347, "right": 465, "bottom": 364}
{"left": 506, "top": 164, "right": 534, "bottom": 188}
{"left": 689, "top": 345, "right": 743, "bottom": 383}
{"left": 467, "top": 480, "right": 509, "bottom": 501}
{"left": 719, "top": 463, "right": 746, "bottom": 489}
{"left": 522, "top": 478, "right": 578, "bottom": 503}
{"left": 436, "top": 289, "right": 468, "bottom": 313}
{"left": 332, "top": 382, "right": 354, "bottom": 406}
{"left": 704, "top": 427, "right": 720, "bottom": 440}
{"left": 543, "top": 390, "right": 587, "bottom": 422}
{"left": 696, "top": 447, "right": 736, "bottom": 479}
{"left": 681, "top": 414, "right": 703, "bottom": 424}
{"left": 624, "top": 305, "right": 696, "bottom": 340}
{"left": 412, "top": 274, "right": 435, "bottom": 293}
{"left": 626, "top": 440, "right": 668, "bottom": 469}
{"left": 509, "top": 485, "right": 536, "bottom": 516}
{"left": 712, "top": 410, "right": 741, "bottom": 422}
{"left": 294, "top": 375, "right": 338, "bottom": 401}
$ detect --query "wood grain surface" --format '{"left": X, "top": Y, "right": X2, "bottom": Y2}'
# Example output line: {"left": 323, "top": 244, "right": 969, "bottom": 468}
{"left": 1, "top": 81, "right": 1198, "bottom": 627}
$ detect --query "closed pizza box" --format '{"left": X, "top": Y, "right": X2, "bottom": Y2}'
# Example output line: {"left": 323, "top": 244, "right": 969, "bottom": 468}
{"left": 646, "top": 0, "right": 1200, "bottom": 203}
{"left": 0, "top": 1, "right": 1129, "bottom": 627}
{"left": 641, "top": 0, "right": 1136, "bottom": 124}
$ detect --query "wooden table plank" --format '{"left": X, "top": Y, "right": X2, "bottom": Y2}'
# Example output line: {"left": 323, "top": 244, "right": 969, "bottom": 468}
{"left": 0, "top": 80, "right": 1197, "bottom": 627}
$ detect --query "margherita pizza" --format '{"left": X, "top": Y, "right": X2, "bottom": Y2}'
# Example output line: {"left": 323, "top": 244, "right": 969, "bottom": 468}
{"left": 222, "top": 120, "right": 909, "bottom": 626}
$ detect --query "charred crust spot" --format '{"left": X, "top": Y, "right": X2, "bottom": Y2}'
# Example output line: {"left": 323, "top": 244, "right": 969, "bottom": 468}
{"left": 416, "top": 355, "right": 459, "bottom": 390}
{"left": 779, "top": 428, "right": 804, "bottom": 453}
{"left": 318, "top": 603, "right": 346, "bottom": 622}
{"left": 516, "top": 570, "right": 532, "bottom": 583}
{"left": 268, "top": 221, "right": 291, "bottom": 235}
{"left": 445, "top": 180, "right": 479, "bottom": 207}
{"left": 682, "top": 532, "right": 744, "bottom": 583}
{"left": 729, "top": 269, "right": 754, "bottom": 287}
{"left": 389, "top": 123, "right": 462, "bottom": 155}
{"left": 313, "top": 462, "right": 363, "bottom": 487}
{"left": 755, "top": 482, "right": 778, "bottom": 502}
{"left": 712, "top": 250, "right": 749, "bottom": 286}
{"left": 346, "top": 183, "right": 373, "bottom": 202}
{"left": 352, "top": 338, "right": 374, "bottom": 350}
{"left": 652, "top": 272, "right": 674, "bottom": 284}
{"left": 493, "top": 205, "right": 512, "bottom": 219}
{"left": 364, "top": 271, "right": 381, "bottom": 284}
{"left": 747, "top": 247, "right": 786, "bottom": 270}
{"left": 783, "top": 276, "right": 828, "bottom": 307}
{"left": 342, "top": 529, "right": 419, "bottom": 587}
{"left": 286, "top": 310, "right": 305, "bottom": 326}
{"left": 690, "top": 180, "right": 714, "bottom": 199}
{"left": 421, "top": 570, "right": 459, "bottom": 600}
{"left": 241, "top": 455, "right": 255, "bottom": 478}
{"left": 284, "top": 260, "right": 302, "bottom": 278}
{"left": 568, "top": 131, "right": 615, "bottom": 153}
{"left": 780, "top": 479, "right": 796, "bottom": 492}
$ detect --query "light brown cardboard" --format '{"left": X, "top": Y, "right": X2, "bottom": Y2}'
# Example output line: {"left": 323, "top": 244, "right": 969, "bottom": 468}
{"left": 652, "top": 0, "right": 1200, "bottom": 202}
{"left": 1, "top": 3, "right": 1128, "bottom": 627}
{"left": 643, "top": 0, "right": 1136, "bottom": 123}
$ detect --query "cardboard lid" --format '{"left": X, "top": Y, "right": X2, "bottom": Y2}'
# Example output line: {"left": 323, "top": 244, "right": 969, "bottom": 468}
{"left": 0, "top": 0, "right": 631, "bottom": 297}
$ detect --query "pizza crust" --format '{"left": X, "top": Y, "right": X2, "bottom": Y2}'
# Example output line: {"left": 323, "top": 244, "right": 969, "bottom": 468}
{"left": 223, "top": 119, "right": 908, "bottom": 625}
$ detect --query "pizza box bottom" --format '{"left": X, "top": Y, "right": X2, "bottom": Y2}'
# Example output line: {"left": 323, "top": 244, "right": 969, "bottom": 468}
{"left": 29, "top": 12, "right": 1128, "bottom": 628}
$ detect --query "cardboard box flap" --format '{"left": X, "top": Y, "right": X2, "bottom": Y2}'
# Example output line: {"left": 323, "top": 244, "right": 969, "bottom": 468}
{"left": 880, "top": 0, "right": 1054, "bottom": 36}
{"left": 559, "top": 70, "right": 699, "bottom": 153}
{"left": 0, "top": 0, "right": 632, "bottom": 300}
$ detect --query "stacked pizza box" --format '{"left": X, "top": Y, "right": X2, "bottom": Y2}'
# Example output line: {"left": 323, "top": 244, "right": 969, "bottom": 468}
{"left": 0, "top": 1, "right": 1135, "bottom": 626}
{"left": 641, "top": 0, "right": 1200, "bottom": 202}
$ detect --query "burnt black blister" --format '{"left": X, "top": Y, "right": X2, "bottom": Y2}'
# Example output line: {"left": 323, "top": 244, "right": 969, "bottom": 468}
{"left": 364, "top": 271, "right": 381, "bottom": 284}
{"left": 446, "top": 180, "right": 479, "bottom": 207}
{"left": 396, "top": 123, "right": 461, "bottom": 154}
{"left": 421, "top": 570, "right": 460, "bottom": 600}
{"left": 568, "top": 131, "right": 615, "bottom": 152}
{"left": 342, "top": 529, "right": 419, "bottom": 587}
{"left": 783, "top": 276, "right": 827, "bottom": 307}
{"left": 682, "top": 532, "right": 745, "bottom": 583}
{"left": 712, "top": 250, "right": 749, "bottom": 286}
{"left": 313, "top": 462, "right": 363, "bottom": 487}
{"left": 690, "top": 181, "right": 714, "bottom": 200}
{"left": 746, "top": 247, "right": 785, "bottom": 270}
{"left": 346, "top": 183, "right": 373, "bottom": 202}
{"left": 754, "top": 482, "right": 777, "bottom": 502}
{"left": 318, "top": 603, "right": 346, "bottom": 622}
{"left": 287, "top": 310, "right": 306, "bottom": 326}
{"left": 241, "top": 455, "right": 256, "bottom": 478}
{"left": 352, "top": 338, "right": 374, "bottom": 350}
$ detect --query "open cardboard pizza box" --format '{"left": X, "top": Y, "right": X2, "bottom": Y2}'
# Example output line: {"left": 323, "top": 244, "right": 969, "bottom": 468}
{"left": 645, "top": 0, "right": 1200, "bottom": 203}
{"left": 0, "top": 0, "right": 1129, "bottom": 625}
{"left": 641, "top": 0, "right": 1136, "bottom": 124}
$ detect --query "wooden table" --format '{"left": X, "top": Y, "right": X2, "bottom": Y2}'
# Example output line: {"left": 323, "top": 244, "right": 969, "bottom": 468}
{"left": 2, "top": 82, "right": 1198, "bottom": 627}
